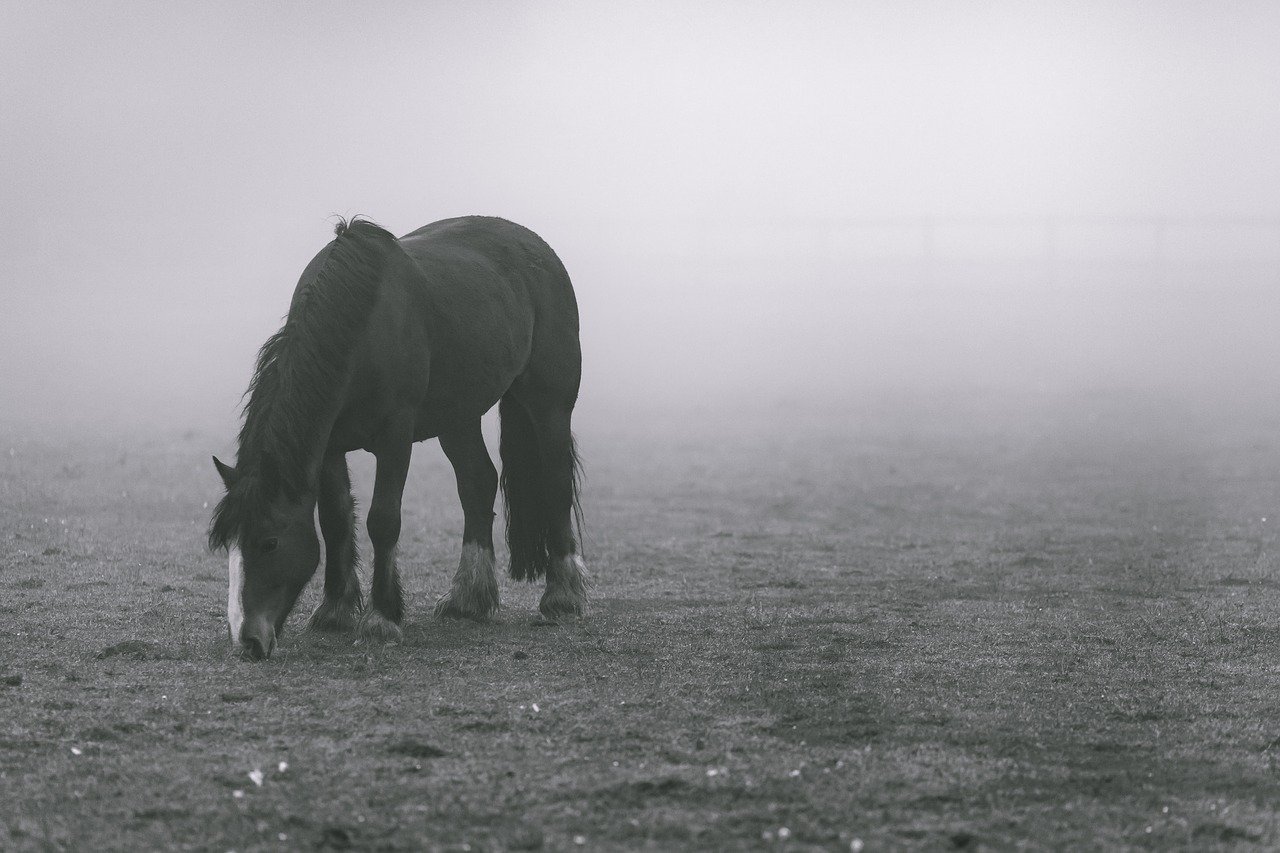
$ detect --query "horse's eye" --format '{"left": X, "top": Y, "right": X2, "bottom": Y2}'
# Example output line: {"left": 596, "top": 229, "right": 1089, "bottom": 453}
{"left": 261, "top": 537, "right": 279, "bottom": 554}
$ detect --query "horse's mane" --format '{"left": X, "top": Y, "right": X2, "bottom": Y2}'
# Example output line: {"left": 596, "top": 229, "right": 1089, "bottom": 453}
{"left": 208, "top": 217, "right": 398, "bottom": 550}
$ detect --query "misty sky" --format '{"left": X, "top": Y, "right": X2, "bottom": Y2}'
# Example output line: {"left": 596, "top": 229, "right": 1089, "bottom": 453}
{"left": 2, "top": 2, "right": 1278, "bottom": 430}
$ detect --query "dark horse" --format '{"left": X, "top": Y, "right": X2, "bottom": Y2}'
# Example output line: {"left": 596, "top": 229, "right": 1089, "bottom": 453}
{"left": 208, "top": 216, "right": 587, "bottom": 660}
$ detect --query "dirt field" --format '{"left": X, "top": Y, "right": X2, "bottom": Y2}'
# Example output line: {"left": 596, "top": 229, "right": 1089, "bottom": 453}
{"left": 3, "top": 387, "right": 1280, "bottom": 851}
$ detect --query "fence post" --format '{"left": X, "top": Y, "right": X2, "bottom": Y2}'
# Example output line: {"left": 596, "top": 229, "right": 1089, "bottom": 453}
{"left": 1151, "top": 216, "right": 1166, "bottom": 289}
{"left": 1044, "top": 215, "right": 1058, "bottom": 288}
{"left": 919, "top": 216, "right": 935, "bottom": 292}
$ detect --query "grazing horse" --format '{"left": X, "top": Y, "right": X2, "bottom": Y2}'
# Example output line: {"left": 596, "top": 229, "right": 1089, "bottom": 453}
{"left": 208, "top": 216, "right": 587, "bottom": 660}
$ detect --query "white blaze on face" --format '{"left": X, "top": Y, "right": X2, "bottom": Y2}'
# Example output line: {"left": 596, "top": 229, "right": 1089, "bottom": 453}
{"left": 227, "top": 545, "right": 245, "bottom": 642}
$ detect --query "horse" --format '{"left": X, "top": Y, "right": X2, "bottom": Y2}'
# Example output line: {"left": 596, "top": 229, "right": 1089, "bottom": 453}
{"left": 207, "top": 216, "right": 587, "bottom": 660}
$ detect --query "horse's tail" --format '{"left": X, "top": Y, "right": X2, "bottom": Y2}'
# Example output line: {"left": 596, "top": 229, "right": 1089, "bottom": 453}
{"left": 498, "top": 396, "right": 583, "bottom": 580}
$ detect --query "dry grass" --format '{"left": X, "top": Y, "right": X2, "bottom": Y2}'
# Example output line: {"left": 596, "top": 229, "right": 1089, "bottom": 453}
{"left": 2, "top": 388, "right": 1280, "bottom": 850}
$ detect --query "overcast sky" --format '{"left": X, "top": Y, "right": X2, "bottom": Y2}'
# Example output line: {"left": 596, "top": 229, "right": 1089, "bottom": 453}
{"left": 2, "top": 1, "right": 1278, "bottom": 430}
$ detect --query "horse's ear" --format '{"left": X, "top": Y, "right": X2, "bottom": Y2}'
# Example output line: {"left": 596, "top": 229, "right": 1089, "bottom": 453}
{"left": 212, "top": 456, "right": 239, "bottom": 489}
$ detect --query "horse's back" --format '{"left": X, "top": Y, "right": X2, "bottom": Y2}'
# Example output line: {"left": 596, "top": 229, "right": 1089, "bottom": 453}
{"left": 398, "top": 216, "right": 572, "bottom": 294}
{"left": 399, "top": 217, "right": 581, "bottom": 401}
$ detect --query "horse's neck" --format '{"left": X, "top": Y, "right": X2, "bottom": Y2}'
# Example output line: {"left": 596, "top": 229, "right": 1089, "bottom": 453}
{"left": 299, "top": 402, "right": 346, "bottom": 491}
{"left": 255, "top": 390, "right": 346, "bottom": 499}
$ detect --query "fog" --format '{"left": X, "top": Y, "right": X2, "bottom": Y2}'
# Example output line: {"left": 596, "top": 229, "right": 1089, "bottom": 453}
{"left": 3, "top": 2, "right": 1279, "bottom": 438}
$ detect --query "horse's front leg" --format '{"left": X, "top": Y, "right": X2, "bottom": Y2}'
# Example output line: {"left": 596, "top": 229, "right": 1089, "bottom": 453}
{"left": 358, "top": 430, "right": 412, "bottom": 643}
{"left": 308, "top": 452, "right": 363, "bottom": 632}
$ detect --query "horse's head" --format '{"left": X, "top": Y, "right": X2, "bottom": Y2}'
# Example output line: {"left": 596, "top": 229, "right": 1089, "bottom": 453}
{"left": 210, "top": 456, "right": 320, "bottom": 660}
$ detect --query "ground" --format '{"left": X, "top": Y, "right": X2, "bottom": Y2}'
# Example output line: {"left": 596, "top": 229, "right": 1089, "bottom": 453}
{"left": 2, "top": 388, "right": 1279, "bottom": 851}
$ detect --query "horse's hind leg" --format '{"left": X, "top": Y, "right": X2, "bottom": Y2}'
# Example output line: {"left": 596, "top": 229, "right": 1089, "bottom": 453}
{"left": 434, "top": 420, "right": 500, "bottom": 620}
{"left": 536, "top": 405, "right": 588, "bottom": 619}
{"left": 307, "top": 452, "right": 363, "bottom": 632}
{"left": 504, "top": 398, "right": 588, "bottom": 619}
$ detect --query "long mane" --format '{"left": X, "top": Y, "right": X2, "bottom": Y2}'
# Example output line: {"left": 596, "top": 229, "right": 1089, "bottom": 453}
{"left": 208, "top": 217, "right": 398, "bottom": 550}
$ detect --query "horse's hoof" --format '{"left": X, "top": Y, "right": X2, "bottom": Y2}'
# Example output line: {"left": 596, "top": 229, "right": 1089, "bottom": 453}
{"left": 356, "top": 611, "right": 403, "bottom": 644}
{"left": 436, "top": 543, "right": 500, "bottom": 621}
{"left": 434, "top": 587, "right": 499, "bottom": 622}
{"left": 540, "top": 554, "right": 588, "bottom": 620}
{"left": 538, "top": 587, "right": 586, "bottom": 621}
{"left": 307, "top": 597, "right": 362, "bottom": 633}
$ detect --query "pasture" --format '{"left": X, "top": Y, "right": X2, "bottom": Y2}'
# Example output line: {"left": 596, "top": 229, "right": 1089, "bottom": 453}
{"left": 2, "top": 388, "right": 1280, "bottom": 850}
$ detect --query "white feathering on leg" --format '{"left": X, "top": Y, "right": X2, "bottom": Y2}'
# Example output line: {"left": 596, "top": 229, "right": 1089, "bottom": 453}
{"left": 539, "top": 553, "right": 588, "bottom": 619}
{"left": 435, "top": 542, "right": 499, "bottom": 619}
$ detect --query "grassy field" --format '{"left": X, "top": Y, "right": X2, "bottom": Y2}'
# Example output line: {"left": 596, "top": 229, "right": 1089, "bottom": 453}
{"left": 2, "top": 388, "right": 1280, "bottom": 851}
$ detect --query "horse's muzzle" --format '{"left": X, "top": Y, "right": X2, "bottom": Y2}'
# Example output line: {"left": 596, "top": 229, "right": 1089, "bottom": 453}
{"left": 239, "top": 617, "right": 276, "bottom": 661}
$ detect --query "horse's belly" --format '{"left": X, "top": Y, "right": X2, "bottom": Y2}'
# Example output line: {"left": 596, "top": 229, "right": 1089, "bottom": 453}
{"left": 412, "top": 345, "right": 524, "bottom": 439}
